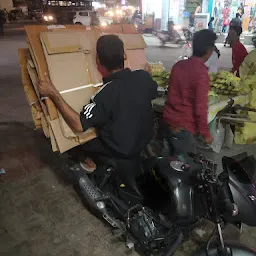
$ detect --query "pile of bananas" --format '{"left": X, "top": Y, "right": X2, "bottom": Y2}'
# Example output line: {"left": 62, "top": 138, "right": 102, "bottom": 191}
{"left": 209, "top": 71, "right": 242, "bottom": 96}
{"left": 149, "top": 62, "right": 170, "bottom": 89}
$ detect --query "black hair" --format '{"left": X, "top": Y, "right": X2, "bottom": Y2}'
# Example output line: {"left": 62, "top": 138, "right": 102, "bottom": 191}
{"left": 96, "top": 35, "right": 125, "bottom": 71}
{"left": 193, "top": 29, "right": 217, "bottom": 57}
{"left": 229, "top": 25, "right": 243, "bottom": 36}
{"left": 210, "top": 17, "right": 214, "bottom": 21}
{"left": 236, "top": 13, "right": 241, "bottom": 18}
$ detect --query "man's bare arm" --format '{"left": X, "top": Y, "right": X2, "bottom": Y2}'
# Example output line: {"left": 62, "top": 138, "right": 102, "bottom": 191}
{"left": 50, "top": 90, "right": 83, "bottom": 133}
{"left": 39, "top": 73, "right": 83, "bottom": 133}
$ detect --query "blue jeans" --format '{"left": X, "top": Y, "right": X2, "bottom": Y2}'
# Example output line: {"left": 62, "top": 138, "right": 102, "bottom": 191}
{"left": 163, "top": 123, "right": 196, "bottom": 163}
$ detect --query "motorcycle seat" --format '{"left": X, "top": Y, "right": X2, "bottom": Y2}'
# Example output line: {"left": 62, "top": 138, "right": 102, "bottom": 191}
{"left": 100, "top": 155, "right": 144, "bottom": 199}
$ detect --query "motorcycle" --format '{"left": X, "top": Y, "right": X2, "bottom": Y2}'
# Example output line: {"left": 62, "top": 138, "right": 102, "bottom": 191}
{"left": 156, "top": 24, "right": 190, "bottom": 47}
{"left": 72, "top": 151, "right": 256, "bottom": 255}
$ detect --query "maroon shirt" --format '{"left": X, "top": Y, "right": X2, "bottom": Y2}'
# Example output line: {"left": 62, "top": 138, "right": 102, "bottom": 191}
{"left": 163, "top": 57, "right": 211, "bottom": 139}
{"left": 232, "top": 41, "right": 248, "bottom": 75}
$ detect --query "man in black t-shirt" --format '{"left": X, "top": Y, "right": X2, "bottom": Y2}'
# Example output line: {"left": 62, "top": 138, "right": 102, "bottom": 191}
{"left": 39, "top": 35, "right": 158, "bottom": 172}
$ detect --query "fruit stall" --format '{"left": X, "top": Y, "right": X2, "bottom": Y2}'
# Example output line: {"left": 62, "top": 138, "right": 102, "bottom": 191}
{"left": 150, "top": 61, "right": 256, "bottom": 151}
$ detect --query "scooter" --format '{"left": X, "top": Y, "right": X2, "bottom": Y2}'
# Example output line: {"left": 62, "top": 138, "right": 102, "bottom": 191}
{"left": 72, "top": 151, "right": 256, "bottom": 255}
{"left": 156, "top": 23, "right": 188, "bottom": 47}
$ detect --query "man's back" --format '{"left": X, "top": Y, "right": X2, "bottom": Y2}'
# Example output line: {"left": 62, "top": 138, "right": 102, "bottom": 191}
{"left": 163, "top": 57, "right": 210, "bottom": 138}
{"left": 230, "top": 17, "right": 242, "bottom": 27}
{"left": 82, "top": 69, "right": 157, "bottom": 157}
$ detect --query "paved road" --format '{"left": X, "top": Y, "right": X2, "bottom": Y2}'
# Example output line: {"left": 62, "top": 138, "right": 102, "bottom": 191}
{"left": 0, "top": 25, "right": 256, "bottom": 256}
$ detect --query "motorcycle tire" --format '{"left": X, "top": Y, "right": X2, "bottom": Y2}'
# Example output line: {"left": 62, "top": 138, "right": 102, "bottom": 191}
{"left": 193, "top": 242, "right": 256, "bottom": 256}
{"left": 160, "top": 41, "right": 166, "bottom": 47}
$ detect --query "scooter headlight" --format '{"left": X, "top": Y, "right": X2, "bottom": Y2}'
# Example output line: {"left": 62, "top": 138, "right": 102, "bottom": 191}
{"left": 101, "top": 21, "right": 108, "bottom": 27}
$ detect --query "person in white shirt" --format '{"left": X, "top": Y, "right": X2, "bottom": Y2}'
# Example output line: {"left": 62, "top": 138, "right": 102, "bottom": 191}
{"left": 205, "top": 45, "right": 220, "bottom": 73}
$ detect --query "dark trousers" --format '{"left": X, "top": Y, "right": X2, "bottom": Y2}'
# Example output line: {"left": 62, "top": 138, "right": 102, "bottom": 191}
{"left": 163, "top": 123, "right": 196, "bottom": 163}
{"left": 71, "top": 138, "right": 141, "bottom": 196}
{"left": 0, "top": 23, "right": 4, "bottom": 36}
{"left": 222, "top": 25, "right": 227, "bottom": 33}
{"left": 69, "top": 138, "right": 116, "bottom": 166}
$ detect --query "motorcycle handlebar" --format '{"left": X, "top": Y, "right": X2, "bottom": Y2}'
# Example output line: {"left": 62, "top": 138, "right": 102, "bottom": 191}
{"left": 188, "top": 152, "right": 211, "bottom": 165}
{"left": 188, "top": 153, "right": 238, "bottom": 217}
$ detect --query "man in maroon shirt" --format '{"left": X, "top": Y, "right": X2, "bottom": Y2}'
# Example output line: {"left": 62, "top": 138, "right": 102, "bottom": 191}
{"left": 163, "top": 29, "right": 217, "bottom": 163}
{"left": 229, "top": 25, "right": 248, "bottom": 77}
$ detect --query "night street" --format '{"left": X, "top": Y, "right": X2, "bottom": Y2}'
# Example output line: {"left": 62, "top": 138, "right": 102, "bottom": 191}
{"left": 1, "top": 24, "right": 256, "bottom": 256}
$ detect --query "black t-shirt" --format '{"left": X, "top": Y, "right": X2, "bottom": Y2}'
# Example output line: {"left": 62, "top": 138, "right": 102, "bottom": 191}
{"left": 80, "top": 68, "right": 158, "bottom": 157}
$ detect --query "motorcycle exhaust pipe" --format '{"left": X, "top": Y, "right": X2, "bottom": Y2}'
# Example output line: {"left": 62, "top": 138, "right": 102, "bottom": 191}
{"left": 77, "top": 175, "right": 122, "bottom": 229}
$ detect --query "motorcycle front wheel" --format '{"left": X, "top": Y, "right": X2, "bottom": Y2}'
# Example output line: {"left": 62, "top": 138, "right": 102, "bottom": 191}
{"left": 193, "top": 242, "right": 256, "bottom": 256}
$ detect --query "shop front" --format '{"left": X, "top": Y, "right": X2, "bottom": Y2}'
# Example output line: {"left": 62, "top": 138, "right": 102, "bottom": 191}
{"left": 211, "top": 0, "right": 256, "bottom": 32}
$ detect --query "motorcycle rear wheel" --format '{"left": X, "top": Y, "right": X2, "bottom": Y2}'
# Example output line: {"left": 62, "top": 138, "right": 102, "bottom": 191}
{"left": 193, "top": 242, "right": 256, "bottom": 256}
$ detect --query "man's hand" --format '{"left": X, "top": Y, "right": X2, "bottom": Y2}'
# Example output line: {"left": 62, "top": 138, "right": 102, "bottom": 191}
{"left": 145, "top": 62, "right": 152, "bottom": 76}
{"left": 38, "top": 73, "right": 57, "bottom": 98}
{"left": 205, "top": 136, "right": 214, "bottom": 145}
{"left": 38, "top": 73, "right": 83, "bottom": 133}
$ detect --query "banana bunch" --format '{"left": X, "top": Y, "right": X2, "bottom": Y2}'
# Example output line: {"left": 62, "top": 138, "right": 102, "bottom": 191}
{"left": 209, "top": 71, "right": 242, "bottom": 96}
{"left": 150, "top": 62, "right": 170, "bottom": 88}
{"left": 235, "top": 122, "right": 256, "bottom": 144}
{"left": 239, "top": 74, "right": 256, "bottom": 95}
{"left": 152, "top": 70, "right": 170, "bottom": 88}
{"left": 149, "top": 62, "right": 166, "bottom": 74}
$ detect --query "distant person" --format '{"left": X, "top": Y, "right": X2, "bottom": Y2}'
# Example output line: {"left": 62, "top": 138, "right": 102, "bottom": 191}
{"left": 208, "top": 17, "right": 215, "bottom": 31}
{"left": 222, "top": 17, "right": 230, "bottom": 33}
{"left": 230, "top": 13, "right": 242, "bottom": 27}
{"left": 195, "top": 4, "right": 202, "bottom": 15}
{"left": 0, "top": 8, "right": 5, "bottom": 36}
{"left": 189, "top": 12, "right": 195, "bottom": 27}
{"left": 217, "top": 16, "right": 223, "bottom": 34}
{"left": 222, "top": 5, "right": 231, "bottom": 19}
{"left": 195, "top": 3, "right": 202, "bottom": 14}
{"left": 90, "top": 11, "right": 100, "bottom": 26}
{"left": 214, "top": 2, "right": 222, "bottom": 18}
{"left": 3, "top": 8, "right": 8, "bottom": 23}
{"left": 248, "top": 16, "right": 255, "bottom": 32}
{"left": 238, "top": 3, "right": 245, "bottom": 17}
{"left": 214, "top": 2, "right": 222, "bottom": 30}
{"left": 229, "top": 25, "right": 248, "bottom": 77}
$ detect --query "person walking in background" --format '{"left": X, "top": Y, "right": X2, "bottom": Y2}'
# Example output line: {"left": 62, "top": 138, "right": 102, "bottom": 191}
{"left": 163, "top": 29, "right": 216, "bottom": 163}
{"left": 0, "top": 8, "right": 5, "bottom": 37}
{"left": 217, "top": 16, "right": 223, "bottom": 34}
{"left": 208, "top": 17, "right": 215, "bottom": 31}
{"left": 3, "top": 9, "right": 9, "bottom": 24}
{"left": 222, "top": 17, "right": 230, "bottom": 33}
{"left": 229, "top": 25, "right": 248, "bottom": 77}
{"left": 223, "top": 18, "right": 230, "bottom": 46}
{"left": 189, "top": 12, "right": 195, "bottom": 27}
{"left": 237, "top": 2, "right": 245, "bottom": 17}
{"left": 230, "top": 13, "right": 242, "bottom": 27}
{"left": 90, "top": 11, "right": 100, "bottom": 26}
{"left": 195, "top": 3, "right": 202, "bottom": 14}
{"left": 214, "top": 2, "right": 222, "bottom": 32}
